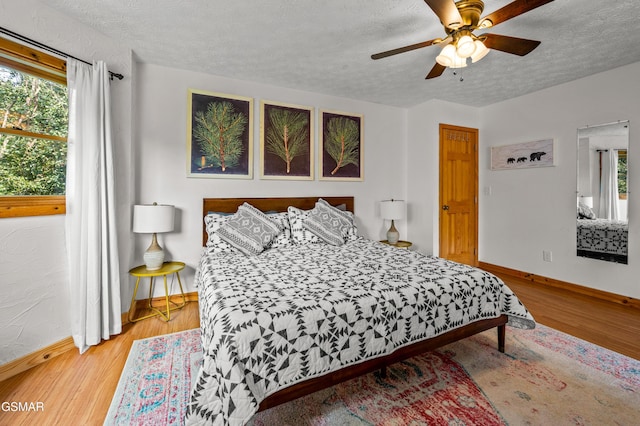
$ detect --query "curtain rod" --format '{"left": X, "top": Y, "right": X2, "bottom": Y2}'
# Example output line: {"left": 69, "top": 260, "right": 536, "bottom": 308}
{"left": 0, "top": 26, "right": 124, "bottom": 81}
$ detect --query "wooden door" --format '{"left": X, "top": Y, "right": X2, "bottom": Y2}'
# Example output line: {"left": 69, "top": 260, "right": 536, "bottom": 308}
{"left": 439, "top": 123, "right": 478, "bottom": 266}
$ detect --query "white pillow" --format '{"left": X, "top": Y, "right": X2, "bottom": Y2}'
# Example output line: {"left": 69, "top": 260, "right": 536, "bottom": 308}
{"left": 288, "top": 206, "right": 322, "bottom": 244}
{"left": 204, "top": 212, "right": 235, "bottom": 253}
{"left": 267, "top": 211, "right": 293, "bottom": 249}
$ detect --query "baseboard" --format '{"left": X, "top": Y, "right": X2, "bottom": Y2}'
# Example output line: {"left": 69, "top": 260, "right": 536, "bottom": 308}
{"left": 0, "top": 291, "right": 199, "bottom": 383}
{"left": 0, "top": 336, "right": 76, "bottom": 383}
{"left": 479, "top": 262, "right": 640, "bottom": 311}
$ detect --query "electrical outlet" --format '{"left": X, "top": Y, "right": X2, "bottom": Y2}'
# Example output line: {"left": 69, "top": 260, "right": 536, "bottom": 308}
{"left": 543, "top": 250, "right": 552, "bottom": 262}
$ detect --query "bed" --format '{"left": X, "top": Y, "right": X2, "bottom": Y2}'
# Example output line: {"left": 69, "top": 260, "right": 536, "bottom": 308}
{"left": 186, "top": 196, "right": 535, "bottom": 425}
{"left": 576, "top": 218, "right": 628, "bottom": 264}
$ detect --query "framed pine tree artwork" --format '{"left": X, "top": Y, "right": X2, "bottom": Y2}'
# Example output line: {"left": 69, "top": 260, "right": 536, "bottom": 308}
{"left": 260, "top": 100, "right": 314, "bottom": 180}
{"left": 187, "top": 89, "right": 253, "bottom": 179}
{"left": 319, "top": 110, "right": 364, "bottom": 181}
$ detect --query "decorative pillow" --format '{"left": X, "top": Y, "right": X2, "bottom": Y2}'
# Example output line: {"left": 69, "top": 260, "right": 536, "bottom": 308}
{"left": 267, "top": 211, "right": 293, "bottom": 249}
{"left": 288, "top": 202, "right": 358, "bottom": 245}
{"left": 302, "top": 198, "right": 356, "bottom": 246}
{"left": 288, "top": 206, "right": 322, "bottom": 244}
{"left": 338, "top": 209, "right": 358, "bottom": 241}
{"left": 321, "top": 199, "right": 358, "bottom": 241}
{"left": 216, "top": 203, "right": 283, "bottom": 255}
{"left": 577, "top": 202, "right": 596, "bottom": 219}
{"left": 204, "top": 213, "right": 236, "bottom": 254}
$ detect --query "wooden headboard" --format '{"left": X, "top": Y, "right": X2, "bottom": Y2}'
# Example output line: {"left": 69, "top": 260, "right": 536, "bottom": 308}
{"left": 202, "top": 196, "right": 355, "bottom": 246}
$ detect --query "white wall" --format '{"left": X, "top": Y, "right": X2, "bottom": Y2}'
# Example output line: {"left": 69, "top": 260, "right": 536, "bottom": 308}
{"left": 0, "top": 0, "right": 133, "bottom": 364}
{"left": 133, "top": 63, "right": 407, "bottom": 296}
{"left": 479, "top": 62, "right": 640, "bottom": 299}
{"left": 406, "top": 100, "right": 480, "bottom": 254}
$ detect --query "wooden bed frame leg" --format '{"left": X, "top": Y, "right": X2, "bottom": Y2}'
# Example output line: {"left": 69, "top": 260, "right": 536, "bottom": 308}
{"left": 379, "top": 366, "right": 387, "bottom": 378}
{"left": 497, "top": 324, "right": 505, "bottom": 353}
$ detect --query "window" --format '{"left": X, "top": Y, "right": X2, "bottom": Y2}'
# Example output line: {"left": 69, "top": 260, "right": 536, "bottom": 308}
{"left": 0, "top": 36, "right": 68, "bottom": 218}
{"left": 618, "top": 150, "right": 627, "bottom": 200}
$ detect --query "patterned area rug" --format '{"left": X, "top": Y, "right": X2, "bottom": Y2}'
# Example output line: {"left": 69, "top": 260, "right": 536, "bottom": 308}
{"left": 104, "top": 324, "right": 640, "bottom": 425}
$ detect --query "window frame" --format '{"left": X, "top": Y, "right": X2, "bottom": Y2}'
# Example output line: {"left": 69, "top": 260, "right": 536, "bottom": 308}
{"left": 0, "top": 36, "right": 67, "bottom": 218}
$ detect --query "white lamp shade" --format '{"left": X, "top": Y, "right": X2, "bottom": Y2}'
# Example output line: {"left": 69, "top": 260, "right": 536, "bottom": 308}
{"left": 456, "top": 35, "right": 476, "bottom": 58}
{"left": 436, "top": 44, "right": 456, "bottom": 67}
{"left": 380, "top": 200, "right": 406, "bottom": 220}
{"left": 579, "top": 196, "right": 594, "bottom": 209}
{"left": 449, "top": 53, "right": 468, "bottom": 69}
{"left": 470, "top": 40, "right": 489, "bottom": 63}
{"left": 133, "top": 204, "right": 175, "bottom": 233}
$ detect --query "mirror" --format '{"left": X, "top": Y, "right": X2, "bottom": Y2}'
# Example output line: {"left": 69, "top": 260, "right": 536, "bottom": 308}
{"left": 577, "top": 121, "right": 629, "bottom": 264}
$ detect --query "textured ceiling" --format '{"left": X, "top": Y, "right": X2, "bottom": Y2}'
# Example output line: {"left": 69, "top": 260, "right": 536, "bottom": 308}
{"left": 36, "top": 0, "right": 640, "bottom": 107}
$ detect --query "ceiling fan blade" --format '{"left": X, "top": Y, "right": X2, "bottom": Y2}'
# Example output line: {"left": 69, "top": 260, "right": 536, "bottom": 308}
{"left": 371, "top": 38, "right": 441, "bottom": 60}
{"left": 424, "top": 0, "right": 464, "bottom": 29}
{"left": 426, "top": 63, "right": 446, "bottom": 79}
{"left": 480, "top": 0, "right": 554, "bottom": 28}
{"left": 482, "top": 33, "right": 541, "bottom": 56}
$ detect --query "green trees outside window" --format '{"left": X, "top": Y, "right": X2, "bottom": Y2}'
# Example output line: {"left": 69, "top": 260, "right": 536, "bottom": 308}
{"left": 618, "top": 151, "right": 627, "bottom": 197}
{"left": 0, "top": 65, "right": 68, "bottom": 196}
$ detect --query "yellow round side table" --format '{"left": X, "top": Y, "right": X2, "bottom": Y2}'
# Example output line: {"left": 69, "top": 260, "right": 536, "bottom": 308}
{"left": 128, "top": 261, "right": 187, "bottom": 322}
{"left": 380, "top": 240, "right": 413, "bottom": 249}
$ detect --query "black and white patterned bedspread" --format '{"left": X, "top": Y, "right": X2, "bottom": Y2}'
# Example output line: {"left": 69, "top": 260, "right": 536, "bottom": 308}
{"left": 185, "top": 238, "right": 535, "bottom": 425}
{"left": 577, "top": 218, "right": 628, "bottom": 255}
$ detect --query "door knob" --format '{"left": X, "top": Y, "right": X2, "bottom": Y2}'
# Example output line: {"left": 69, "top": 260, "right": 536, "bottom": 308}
{"left": 442, "top": 205, "right": 449, "bottom": 210}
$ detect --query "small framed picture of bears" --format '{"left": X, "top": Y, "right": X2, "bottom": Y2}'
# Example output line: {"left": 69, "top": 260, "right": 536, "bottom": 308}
{"left": 490, "top": 138, "right": 554, "bottom": 170}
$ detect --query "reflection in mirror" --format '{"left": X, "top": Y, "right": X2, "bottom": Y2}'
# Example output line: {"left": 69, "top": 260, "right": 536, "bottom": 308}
{"left": 577, "top": 121, "right": 629, "bottom": 264}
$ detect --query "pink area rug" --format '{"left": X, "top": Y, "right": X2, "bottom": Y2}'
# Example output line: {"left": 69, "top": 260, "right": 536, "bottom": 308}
{"left": 105, "top": 324, "right": 640, "bottom": 425}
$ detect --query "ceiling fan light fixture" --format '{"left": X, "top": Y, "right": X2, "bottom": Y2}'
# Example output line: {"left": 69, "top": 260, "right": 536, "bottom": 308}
{"left": 449, "top": 53, "right": 468, "bottom": 69}
{"left": 456, "top": 34, "right": 476, "bottom": 58}
{"left": 370, "top": 0, "right": 552, "bottom": 80}
{"left": 478, "top": 18, "right": 493, "bottom": 29}
{"left": 436, "top": 44, "right": 457, "bottom": 67}
{"left": 470, "top": 40, "right": 489, "bottom": 63}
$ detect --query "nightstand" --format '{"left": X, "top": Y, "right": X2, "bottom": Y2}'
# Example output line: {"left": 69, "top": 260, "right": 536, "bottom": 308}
{"left": 128, "top": 261, "right": 187, "bottom": 322}
{"left": 380, "top": 240, "right": 413, "bottom": 249}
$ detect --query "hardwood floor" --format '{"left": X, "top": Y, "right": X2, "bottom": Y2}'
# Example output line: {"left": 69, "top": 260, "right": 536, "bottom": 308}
{"left": 1, "top": 276, "right": 638, "bottom": 425}
{"left": 496, "top": 272, "right": 640, "bottom": 360}
{"left": 0, "top": 303, "right": 200, "bottom": 426}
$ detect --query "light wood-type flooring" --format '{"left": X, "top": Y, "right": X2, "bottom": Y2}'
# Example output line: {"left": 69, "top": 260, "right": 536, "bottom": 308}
{"left": 1, "top": 276, "right": 639, "bottom": 425}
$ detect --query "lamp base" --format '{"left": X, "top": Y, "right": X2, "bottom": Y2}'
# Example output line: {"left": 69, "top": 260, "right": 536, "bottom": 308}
{"left": 387, "top": 220, "right": 400, "bottom": 244}
{"left": 144, "top": 233, "right": 165, "bottom": 271}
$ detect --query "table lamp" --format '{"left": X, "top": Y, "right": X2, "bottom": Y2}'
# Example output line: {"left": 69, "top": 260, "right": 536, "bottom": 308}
{"left": 133, "top": 203, "right": 175, "bottom": 270}
{"left": 380, "top": 199, "right": 405, "bottom": 244}
{"left": 579, "top": 195, "right": 593, "bottom": 208}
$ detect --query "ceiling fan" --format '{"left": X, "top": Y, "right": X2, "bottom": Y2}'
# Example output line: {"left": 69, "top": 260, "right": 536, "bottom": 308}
{"left": 371, "top": 0, "right": 555, "bottom": 79}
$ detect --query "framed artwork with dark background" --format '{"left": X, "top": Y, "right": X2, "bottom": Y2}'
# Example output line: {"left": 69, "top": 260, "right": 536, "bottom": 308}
{"left": 260, "top": 100, "right": 314, "bottom": 180}
{"left": 187, "top": 89, "right": 253, "bottom": 179}
{"left": 319, "top": 109, "right": 363, "bottom": 181}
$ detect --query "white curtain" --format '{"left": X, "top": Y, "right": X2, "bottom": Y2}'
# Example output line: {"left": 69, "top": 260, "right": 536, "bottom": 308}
{"left": 65, "top": 59, "right": 122, "bottom": 353}
{"left": 599, "top": 150, "right": 620, "bottom": 220}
